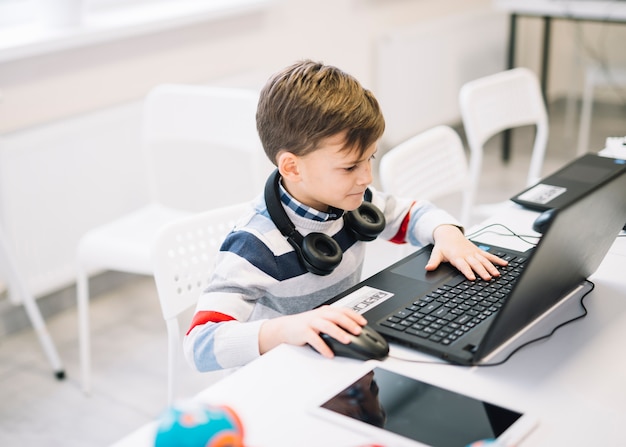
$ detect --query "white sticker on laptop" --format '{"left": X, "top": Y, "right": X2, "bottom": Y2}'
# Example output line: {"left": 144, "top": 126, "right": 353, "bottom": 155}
{"left": 331, "top": 286, "right": 394, "bottom": 314}
{"left": 517, "top": 183, "right": 567, "bottom": 205}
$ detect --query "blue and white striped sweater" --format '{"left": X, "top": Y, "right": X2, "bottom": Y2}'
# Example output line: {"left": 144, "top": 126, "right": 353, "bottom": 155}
{"left": 183, "top": 187, "right": 459, "bottom": 372}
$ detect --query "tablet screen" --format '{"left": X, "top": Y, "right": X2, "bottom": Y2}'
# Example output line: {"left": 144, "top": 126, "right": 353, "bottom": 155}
{"left": 319, "top": 367, "right": 524, "bottom": 447}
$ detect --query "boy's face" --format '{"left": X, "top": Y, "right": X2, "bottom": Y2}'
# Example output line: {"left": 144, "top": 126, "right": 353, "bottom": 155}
{"left": 282, "top": 133, "right": 377, "bottom": 212}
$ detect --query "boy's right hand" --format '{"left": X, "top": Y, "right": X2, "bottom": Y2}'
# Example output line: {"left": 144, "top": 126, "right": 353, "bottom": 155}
{"left": 258, "top": 305, "right": 367, "bottom": 357}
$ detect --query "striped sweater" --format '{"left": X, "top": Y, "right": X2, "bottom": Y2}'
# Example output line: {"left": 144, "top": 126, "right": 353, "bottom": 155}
{"left": 183, "top": 186, "right": 459, "bottom": 372}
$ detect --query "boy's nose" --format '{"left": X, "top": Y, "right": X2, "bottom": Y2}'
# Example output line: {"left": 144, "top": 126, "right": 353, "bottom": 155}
{"left": 359, "top": 164, "right": 373, "bottom": 185}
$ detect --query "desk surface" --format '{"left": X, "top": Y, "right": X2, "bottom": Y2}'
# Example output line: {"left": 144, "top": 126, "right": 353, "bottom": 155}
{"left": 494, "top": 0, "right": 626, "bottom": 20}
{"left": 112, "top": 205, "right": 626, "bottom": 447}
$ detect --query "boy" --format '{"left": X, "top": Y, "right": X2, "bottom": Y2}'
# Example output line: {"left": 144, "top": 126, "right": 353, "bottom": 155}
{"left": 184, "top": 60, "right": 507, "bottom": 372}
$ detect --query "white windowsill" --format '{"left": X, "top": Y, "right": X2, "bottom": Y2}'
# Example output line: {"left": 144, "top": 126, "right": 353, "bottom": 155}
{"left": 0, "top": 0, "right": 271, "bottom": 64}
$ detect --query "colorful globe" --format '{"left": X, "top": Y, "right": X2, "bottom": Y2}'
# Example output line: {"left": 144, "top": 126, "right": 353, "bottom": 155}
{"left": 154, "top": 401, "right": 244, "bottom": 447}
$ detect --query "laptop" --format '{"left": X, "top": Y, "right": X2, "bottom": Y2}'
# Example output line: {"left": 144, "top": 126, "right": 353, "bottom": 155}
{"left": 510, "top": 152, "right": 626, "bottom": 212}
{"left": 325, "top": 169, "right": 626, "bottom": 365}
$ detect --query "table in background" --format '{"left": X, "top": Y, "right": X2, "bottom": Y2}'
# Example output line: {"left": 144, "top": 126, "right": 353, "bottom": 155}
{"left": 493, "top": 0, "right": 626, "bottom": 161}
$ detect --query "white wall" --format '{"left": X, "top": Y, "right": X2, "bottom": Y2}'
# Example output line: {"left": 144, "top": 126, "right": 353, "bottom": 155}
{"left": 2, "top": 0, "right": 626, "bottom": 134}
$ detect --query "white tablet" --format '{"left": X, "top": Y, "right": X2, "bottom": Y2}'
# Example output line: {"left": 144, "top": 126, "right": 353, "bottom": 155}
{"left": 310, "top": 363, "right": 537, "bottom": 447}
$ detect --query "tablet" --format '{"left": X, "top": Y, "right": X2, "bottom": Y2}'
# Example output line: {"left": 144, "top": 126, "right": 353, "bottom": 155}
{"left": 311, "top": 363, "right": 537, "bottom": 447}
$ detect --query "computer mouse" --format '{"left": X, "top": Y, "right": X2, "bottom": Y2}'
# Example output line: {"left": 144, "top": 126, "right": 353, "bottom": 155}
{"left": 532, "top": 208, "right": 557, "bottom": 234}
{"left": 320, "top": 325, "right": 389, "bottom": 361}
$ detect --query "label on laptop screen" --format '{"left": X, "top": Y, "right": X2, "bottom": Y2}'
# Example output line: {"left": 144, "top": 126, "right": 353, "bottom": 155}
{"left": 517, "top": 183, "right": 567, "bottom": 205}
{"left": 331, "top": 286, "right": 394, "bottom": 315}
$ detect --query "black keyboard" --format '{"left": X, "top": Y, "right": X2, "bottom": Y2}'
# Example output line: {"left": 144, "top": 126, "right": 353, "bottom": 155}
{"left": 379, "top": 252, "right": 528, "bottom": 346}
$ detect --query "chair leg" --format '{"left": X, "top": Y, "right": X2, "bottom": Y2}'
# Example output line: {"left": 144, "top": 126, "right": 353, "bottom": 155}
{"left": 21, "top": 288, "right": 66, "bottom": 380}
{"left": 166, "top": 319, "right": 180, "bottom": 406}
{"left": 460, "top": 190, "right": 472, "bottom": 228}
{"left": 77, "top": 266, "right": 92, "bottom": 395}
{"left": 0, "top": 232, "right": 65, "bottom": 379}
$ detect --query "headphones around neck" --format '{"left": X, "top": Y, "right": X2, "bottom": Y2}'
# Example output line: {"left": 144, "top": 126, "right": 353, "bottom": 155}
{"left": 264, "top": 169, "right": 385, "bottom": 275}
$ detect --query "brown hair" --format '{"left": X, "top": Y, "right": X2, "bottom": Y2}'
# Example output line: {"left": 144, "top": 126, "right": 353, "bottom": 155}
{"left": 256, "top": 60, "right": 385, "bottom": 165}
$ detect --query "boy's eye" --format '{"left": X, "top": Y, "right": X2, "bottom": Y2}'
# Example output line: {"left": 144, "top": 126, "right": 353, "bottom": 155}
{"left": 344, "top": 153, "right": 375, "bottom": 172}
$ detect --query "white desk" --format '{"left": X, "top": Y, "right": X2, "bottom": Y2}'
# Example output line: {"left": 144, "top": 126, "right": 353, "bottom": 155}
{"left": 112, "top": 205, "right": 626, "bottom": 447}
{"left": 492, "top": 0, "right": 626, "bottom": 161}
{"left": 495, "top": 0, "right": 626, "bottom": 20}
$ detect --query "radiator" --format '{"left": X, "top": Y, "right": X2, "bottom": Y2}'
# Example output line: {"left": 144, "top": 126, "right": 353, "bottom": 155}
{"left": 375, "top": 8, "right": 508, "bottom": 150}
{"left": 0, "top": 102, "right": 148, "bottom": 303}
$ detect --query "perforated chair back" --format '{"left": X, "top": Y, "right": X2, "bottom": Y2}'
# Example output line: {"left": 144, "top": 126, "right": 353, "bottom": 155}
{"left": 151, "top": 202, "right": 250, "bottom": 405}
{"left": 379, "top": 125, "right": 472, "bottom": 225}
{"left": 459, "top": 67, "right": 548, "bottom": 217}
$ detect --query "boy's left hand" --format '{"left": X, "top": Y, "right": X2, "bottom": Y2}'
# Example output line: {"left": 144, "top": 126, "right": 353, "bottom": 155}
{"left": 426, "top": 224, "right": 508, "bottom": 281}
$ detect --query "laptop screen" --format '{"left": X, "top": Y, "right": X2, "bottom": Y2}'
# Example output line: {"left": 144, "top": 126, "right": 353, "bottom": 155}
{"left": 479, "top": 169, "right": 626, "bottom": 356}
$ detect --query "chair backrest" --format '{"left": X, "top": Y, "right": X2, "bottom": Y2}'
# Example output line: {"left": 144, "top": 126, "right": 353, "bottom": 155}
{"left": 459, "top": 67, "right": 548, "bottom": 210}
{"left": 151, "top": 202, "right": 251, "bottom": 322}
{"left": 379, "top": 125, "right": 472, "bottom": 225}
{"left": 151, "top": 202, "right": 250, "bottom": 404}
{"left": 141, "top": 84, "right": 274, "bottom": 212}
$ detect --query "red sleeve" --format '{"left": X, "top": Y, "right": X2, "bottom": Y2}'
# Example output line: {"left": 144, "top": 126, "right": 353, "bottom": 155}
{"left": 186, "top": 310, "right": 235, "bottom": 335}
{"left": 389, "top": 202, "right": 413, "bottom": 244}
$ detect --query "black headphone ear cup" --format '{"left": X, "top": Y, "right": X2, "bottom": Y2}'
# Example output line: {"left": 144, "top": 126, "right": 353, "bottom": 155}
{"left": 344, "top": 202, "right": 386, "bottom": 241}
{"left": 300, "top": 233, "right": 343, "bottom": 276}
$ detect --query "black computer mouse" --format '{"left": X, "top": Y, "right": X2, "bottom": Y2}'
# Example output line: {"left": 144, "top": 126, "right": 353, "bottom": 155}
{"left": 320, "top": 325, "right": 389, "bottom": 361}
{"left": 532, "top": 208, "right": 557, "bottom": 234}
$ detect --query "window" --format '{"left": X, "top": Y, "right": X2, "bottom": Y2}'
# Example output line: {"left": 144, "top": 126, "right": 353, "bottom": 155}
{"left": 0, "top": 0, "right": 35, "bottom": 28}
{"left": 0, "top": 0, "right": 270, "bottom": 62}
{"left": 0, "top": 1, "right": 220, "bottom": 30}
{"left": 84, "top": 0, "right": 176, "bottom": 13}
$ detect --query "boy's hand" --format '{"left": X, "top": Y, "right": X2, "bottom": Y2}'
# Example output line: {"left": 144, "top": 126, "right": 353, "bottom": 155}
{"left": 426, "top": 224, "right": 508, "bottom": 281}
{"left": 259, "top": 305, "right": 366, "bottom": 356}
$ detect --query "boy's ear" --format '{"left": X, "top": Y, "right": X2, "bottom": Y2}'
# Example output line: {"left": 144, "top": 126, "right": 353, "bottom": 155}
{"left": 277, "top": 151, "right": 300, "bottom": 181}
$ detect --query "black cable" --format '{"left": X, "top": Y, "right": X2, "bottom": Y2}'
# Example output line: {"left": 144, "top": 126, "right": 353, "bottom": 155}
{"left": 477, "top": 279, "right": 593, "bottom": 367}
{"left": 465, "top": 222, "right": 541, "bottom": 247}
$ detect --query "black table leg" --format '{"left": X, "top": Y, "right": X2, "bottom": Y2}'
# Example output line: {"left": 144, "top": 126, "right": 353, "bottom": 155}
{"left": 502, "top": 15, "right": 551, "bottom": 163}
{"left": 503, "top": 13, "right": 518, "bottom": 163}
{"left": 540, "top": 16, "right": 552, "bottom": 103}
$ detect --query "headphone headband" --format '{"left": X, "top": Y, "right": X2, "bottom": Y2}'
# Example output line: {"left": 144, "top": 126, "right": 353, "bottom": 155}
{"left": 264, "top": 170, "right": 302, "bottom": 244}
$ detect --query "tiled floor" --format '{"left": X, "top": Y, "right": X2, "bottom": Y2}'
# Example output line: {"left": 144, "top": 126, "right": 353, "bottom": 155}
{"left": 0, "top": 99, "right": 624, "bottom": 447}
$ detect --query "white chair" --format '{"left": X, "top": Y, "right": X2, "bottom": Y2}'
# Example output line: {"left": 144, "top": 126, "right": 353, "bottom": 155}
{"left": 151, "top": 202, "right": 250, "bottom": 406}
{"left": 77, "top": 84, "right": 273, "bottom": 395}
{"left": 577, "top": 64, "right": 626, "bottom": 156}
{"left": 379, "top": 125, "right": 472, "bottom": 226}
{"left": 0, "top": 225, "right": 65, "bottom": 379}
{"left": 459, "top": 67, "right": 548, "bottom": 220}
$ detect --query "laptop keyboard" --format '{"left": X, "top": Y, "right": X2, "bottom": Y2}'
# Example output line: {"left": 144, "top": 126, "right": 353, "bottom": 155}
{"left": 379, "top": 252, "right": 528, "bottom": 346}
